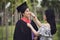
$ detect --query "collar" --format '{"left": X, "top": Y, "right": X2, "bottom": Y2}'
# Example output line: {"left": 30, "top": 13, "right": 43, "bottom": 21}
{"left": 21, "top": 17, "right": 31, "bottom": 23}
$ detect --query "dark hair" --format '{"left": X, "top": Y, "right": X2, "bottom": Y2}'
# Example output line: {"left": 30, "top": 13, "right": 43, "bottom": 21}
{"left": 45, "top": 8, "right": 57, "bottom": 35}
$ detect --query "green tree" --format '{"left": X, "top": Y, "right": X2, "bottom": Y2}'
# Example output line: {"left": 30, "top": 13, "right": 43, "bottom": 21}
{"left": 41, "top": 0, "right": 60, "bottom": 22}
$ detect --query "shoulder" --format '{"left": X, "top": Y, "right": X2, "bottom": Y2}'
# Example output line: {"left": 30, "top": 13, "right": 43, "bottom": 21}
{"left": 42, "top": 23, "right": 50, "bottom": 27}
{"left": 16, "top": 20, "right": 25, "bottom": 25}
{"left": 17, "top": 19, "right": 25, "bottom": 23}
{"left": 40, "top": 23, "right": 50, "bottom": 30}
{"left": 17, "top": 20, "right": 23, "bottom": 23}
{"left": 15, "top": 20, "right": 26, "bottom": 28}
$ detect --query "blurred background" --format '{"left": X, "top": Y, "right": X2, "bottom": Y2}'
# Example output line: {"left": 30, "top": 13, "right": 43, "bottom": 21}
{"left": 0, "top": 0, "right": 60, "bottom": 40}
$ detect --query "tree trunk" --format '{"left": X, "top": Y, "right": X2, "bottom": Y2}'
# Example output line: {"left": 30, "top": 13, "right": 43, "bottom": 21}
{"left": 14, "top": 10, "right": 18, "bottom": 25}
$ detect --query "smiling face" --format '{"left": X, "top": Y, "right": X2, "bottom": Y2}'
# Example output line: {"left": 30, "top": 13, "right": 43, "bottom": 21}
{"left": 23, "top": 8, "right": 31, "bottom": 19}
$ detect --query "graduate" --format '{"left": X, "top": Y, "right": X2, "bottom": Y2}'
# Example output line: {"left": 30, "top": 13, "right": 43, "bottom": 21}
{"left": 13, "top": 2, "right": 39, "bottom": 40}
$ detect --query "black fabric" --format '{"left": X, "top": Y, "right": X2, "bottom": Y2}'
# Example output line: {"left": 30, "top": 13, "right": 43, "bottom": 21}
{"left": 13, "top": 20, "right": 32, "bottom": 40}
{"left": 13, "top": 20, "right": 39, "bottom": 40}
{"left": 17, "top": 2, "right": 28, "bottom": 13}
{"left": 31, "top": 20, "right": 38, "bottom": 31}
{"left": 31, "top": 20, "right": 40, "bottom": 40}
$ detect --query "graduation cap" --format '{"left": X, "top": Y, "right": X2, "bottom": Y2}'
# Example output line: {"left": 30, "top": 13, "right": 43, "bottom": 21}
{"left": 17, "top": 2, "right": 28, "bottom": 13}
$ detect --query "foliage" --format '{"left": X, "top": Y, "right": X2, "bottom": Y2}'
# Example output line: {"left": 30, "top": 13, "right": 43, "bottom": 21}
{"left": 41, "top": 0, "right": 60, "bottom": 23}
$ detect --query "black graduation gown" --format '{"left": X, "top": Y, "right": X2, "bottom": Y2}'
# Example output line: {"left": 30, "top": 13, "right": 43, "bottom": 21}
{"left": 31, "top": 20, "right": 38, "bottom": 31}
{"left": 13, "top": 20, "right": 32, "bottom": 40}
{"left": 13, "top": 20, "right": 38, "bottom": 40}
{"left": 31, "top": 20, "right": 39, "bottom": 40}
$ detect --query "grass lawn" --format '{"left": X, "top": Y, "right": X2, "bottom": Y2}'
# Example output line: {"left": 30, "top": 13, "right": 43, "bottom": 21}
{"left": 0, "top": 24, "right": 60, "bottom": 40}
{"left": 0, "top": 25, "right": 15, "bottom": 40}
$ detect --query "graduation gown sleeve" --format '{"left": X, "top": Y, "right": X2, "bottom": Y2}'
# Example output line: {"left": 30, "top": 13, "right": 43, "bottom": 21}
{"left": 31, "top": 20, "right": 38, "bottom": 31}
{"left": 31, "top": 20, "right": 40, "bottom": 40}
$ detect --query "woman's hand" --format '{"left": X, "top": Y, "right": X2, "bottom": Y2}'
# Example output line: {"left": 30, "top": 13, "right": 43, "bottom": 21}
{"left": 33, "top": 36, "right": 38, "bottom": 40}
{"left": 27, "top": 23, "right": 32, "bottom": 28}
{"left": 30, "top": 12, "right": 36, "bottom": 18}
{"left": 30, "top": 12, "right": 42, "bottom": 27}
{"left": 27, "top": 23, "right": 39, "bottom": 36}
{"left": 30, "top": 12, "right": 37, "bottom": 19}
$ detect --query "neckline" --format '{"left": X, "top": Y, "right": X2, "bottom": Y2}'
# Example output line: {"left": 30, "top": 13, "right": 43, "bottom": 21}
{"left": 21, "top": 17, "right": 31, "bottom": 23}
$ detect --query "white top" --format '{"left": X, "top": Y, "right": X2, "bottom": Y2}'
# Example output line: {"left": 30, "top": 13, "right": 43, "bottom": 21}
{"left": 38, "top": 24, "right": 52, "bottom": 40}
